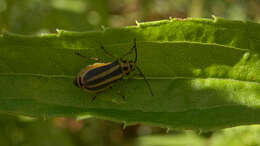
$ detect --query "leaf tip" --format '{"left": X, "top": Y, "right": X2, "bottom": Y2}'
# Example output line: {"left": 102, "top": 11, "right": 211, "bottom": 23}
{"left": 166, "top": 128, "right": 171, "bottom": 133}
{"left": 136, "top": 20, "right": 140, "bottom": 27}
{"left": 76, "top": 113, "right": 93, "bottom": 121}
{"left": 100, "top": 25, "right": 107, "bottom": 31}
{"left": 169, "top": 16, "right": 173, "bottom": 22}
{"left": 122, "top": 121, "right": 138, "bottom": 129}
{"left": 56, "top": 28, "right": 64, "bottom": 37}
{"left": 211, "top": 15, "right": 217, "bottom": 22}
{"left": 122, "top": 122, "right": 127, "bottom": 129}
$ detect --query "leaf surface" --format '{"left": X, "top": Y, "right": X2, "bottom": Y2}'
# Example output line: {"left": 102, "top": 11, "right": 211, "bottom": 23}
{"left": 1, "top": 17, "right": 260, "bottom": 130}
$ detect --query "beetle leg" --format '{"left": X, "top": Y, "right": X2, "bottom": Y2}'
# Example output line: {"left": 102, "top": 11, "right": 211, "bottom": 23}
{"left": 132, "top": 73, "right": 142, "bottom": 77}
{"left": 120, "top": 38, "right": 137, "bottom": 60}
{"left": 119, "top": 81, "right": 126, "bottom": 100}
{"left": 121, "top": 95, "right": 126, "bottom": 100}
{"left": 90, "top": 57, "right": 102, "bottom": 62}
{"left": 91, "top": 95, "right": 97, "bottom": 102}
{"left": 100, "top": 44, "right": 116, "bottom": 59}
{"left": 119, "top": 90, "right": 126, "bottom": 100}
{"left": 136, "top": 66, "right": 154, "bottom": 96}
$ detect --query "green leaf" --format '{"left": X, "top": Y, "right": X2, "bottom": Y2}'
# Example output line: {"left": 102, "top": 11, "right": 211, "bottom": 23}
{"left": 136, "top": 125, "right": 260, "bottom": 146}
{"left": 1, "top": 17, "right": 260, "bottom": 131}
{"left": 210, "top": 125, "right": 260, "bottom": 146}
{"left": 136, "top": 132, "right": 206, "bottom": 146}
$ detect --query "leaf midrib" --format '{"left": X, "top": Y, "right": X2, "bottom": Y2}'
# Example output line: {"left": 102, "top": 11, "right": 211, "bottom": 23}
{"left": 0, "top": 73, "right": 259, "bottom": 85}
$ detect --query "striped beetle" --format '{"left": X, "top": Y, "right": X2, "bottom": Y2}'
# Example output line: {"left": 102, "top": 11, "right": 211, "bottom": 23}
{"left": 74, "top": 39, "right": 153, "bottom": 101}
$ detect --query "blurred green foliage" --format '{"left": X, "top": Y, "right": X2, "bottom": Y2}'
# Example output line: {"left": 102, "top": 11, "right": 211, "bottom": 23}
{"left": 0, "top": 115, "right": 75, "bottom": 146}
{"left": 4, "top": 112, "right": 260, "bottom": 146}
{"left": 0, "top": 0, "right": 109, "bottom": 34}
{"left": 0, "top": 114, "right": 139, "bottom": 146}
{"left": 0, "top": 0, "right": 259, "bottom": 34}
{"left": 0, "top": 0, "right": 260, "bottom": 146}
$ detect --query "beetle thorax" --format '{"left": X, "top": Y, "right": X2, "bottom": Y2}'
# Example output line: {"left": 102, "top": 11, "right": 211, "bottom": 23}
{"left": 120, "top": 61, "right": 136, "bottom": 75}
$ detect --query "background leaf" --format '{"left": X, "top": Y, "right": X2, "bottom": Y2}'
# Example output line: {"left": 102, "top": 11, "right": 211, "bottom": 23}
{"left": 136, "top": 125, "right": 260, "bottom": 146}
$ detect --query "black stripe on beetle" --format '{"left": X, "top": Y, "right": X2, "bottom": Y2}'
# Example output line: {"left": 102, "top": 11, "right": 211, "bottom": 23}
{"left": 84, "top": 61, "right": 119, "bottom": 81}
{"left": 87, "top": 64, "right": 123, "bottom": 86}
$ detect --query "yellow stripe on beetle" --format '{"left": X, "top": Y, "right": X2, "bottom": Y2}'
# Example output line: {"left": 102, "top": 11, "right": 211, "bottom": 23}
{"left": 74, "top": 39, "right": 154, "bottom": 101}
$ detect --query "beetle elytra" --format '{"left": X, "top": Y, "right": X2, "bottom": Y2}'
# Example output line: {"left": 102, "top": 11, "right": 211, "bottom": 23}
{"left": 74, "top": 39, "right": 153, "bottom": 101}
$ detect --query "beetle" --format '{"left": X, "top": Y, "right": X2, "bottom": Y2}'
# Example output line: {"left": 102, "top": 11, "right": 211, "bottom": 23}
{"left": 73, "top": 39, "right": 153, "bottom": 101}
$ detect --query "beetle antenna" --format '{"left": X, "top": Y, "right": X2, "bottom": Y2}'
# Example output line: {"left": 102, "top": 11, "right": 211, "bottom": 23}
{"left": 136, "top": 66, "right": 154, "bottom": 96}
{"left": 133, "top": 38, "right": 137, "bottom": 63}
{"left": 75, "top": 52, "right": 88, "bottom": 58}
{"left": 121, "top": 38, "right": 137, "bottom": 60}
{"left": 99, "top": 42, "right": 116, "bottom": 59}
{"left": 75, "top": 52, "right": 101, "bottom": 62}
